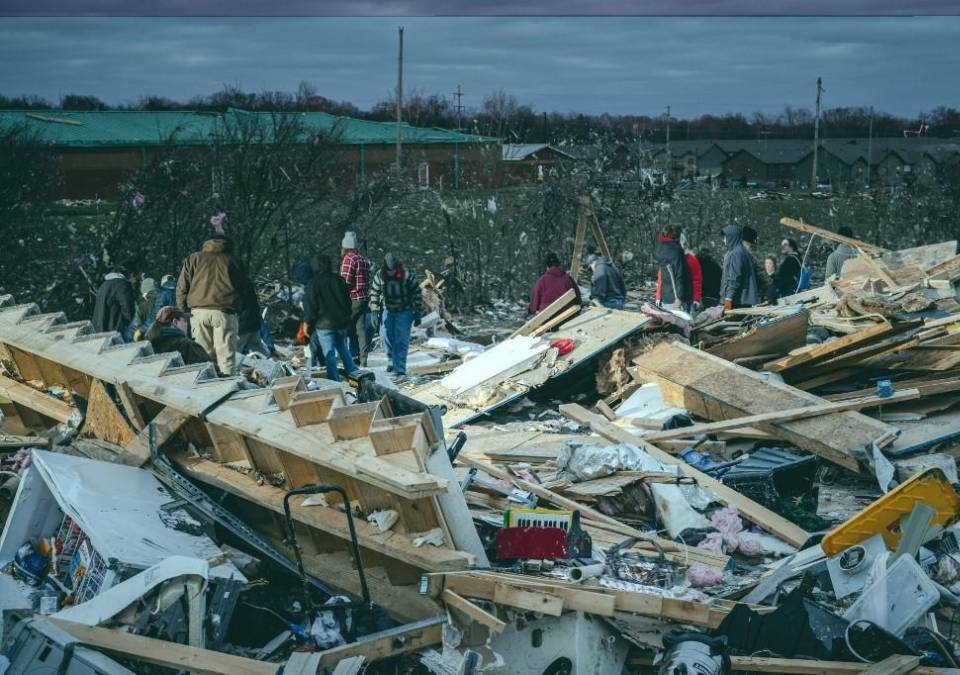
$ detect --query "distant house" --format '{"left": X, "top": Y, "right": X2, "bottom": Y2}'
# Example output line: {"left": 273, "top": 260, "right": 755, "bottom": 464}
{"left": 501, "top": 143, "right": 576, "bottom": 182}
{"left": 0, "top": 108, "right": 498, "bottom": 199}
{"left": 645, "top": 136, "right": 960, "bottom": 187}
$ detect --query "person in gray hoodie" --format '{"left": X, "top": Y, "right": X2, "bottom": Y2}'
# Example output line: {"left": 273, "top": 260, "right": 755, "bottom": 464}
{"left": 719, "top": 224, "right": 758, "bottom": 309}
{"left": 585, "top": 254, "right": 626, "bottom": 309}
{"left": 825, "top": 226, "right": 859, "bottom": 279}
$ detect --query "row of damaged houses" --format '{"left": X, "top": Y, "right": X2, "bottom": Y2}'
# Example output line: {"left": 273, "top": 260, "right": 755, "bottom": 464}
{"left": 646, "top": 136, "right": 960, "bottom": 187}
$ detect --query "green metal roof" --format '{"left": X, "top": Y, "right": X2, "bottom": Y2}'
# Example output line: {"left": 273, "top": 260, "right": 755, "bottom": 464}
{"left": 0, "top": 108, "right": 495, "bottom": 148}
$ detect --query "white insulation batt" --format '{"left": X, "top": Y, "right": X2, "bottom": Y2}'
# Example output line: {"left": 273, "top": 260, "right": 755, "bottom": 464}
{"left": 440, "top": 335, "right": 549, "bottom": 396}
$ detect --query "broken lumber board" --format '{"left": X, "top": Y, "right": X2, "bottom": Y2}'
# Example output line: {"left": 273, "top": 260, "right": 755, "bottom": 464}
{"left": 0, "top": 299, "right": 445, "bottom": 500}
{"left": 438, "top": 572, "right": 740, "bottom": 629}
{"left": 0, "top": 433, "right": 49, "bottom": 450}
{"left": 48, "top": 619, "right": 278, "bottom": 675}
{"left": 780, "top": 217, "right": 887, "bottom": 254}
{"left": 314, "top": 616, "right": 444, "bottom": 669}
{"left": 633, "top": 342, "right": 895, "bottom": 473}
{"left": 642, "top": 388, "right": 919, "bottom": 443}
{"left": 170, "top": 450, "right": 473, "bottom": 572}
{"left": 925, "top": 254, "right": 960, "bottom": 282}
{"left": 441, "top": 589, "right": 506, "bottom": 633}
{"left": 827, "top": 374, "right": 960, "bottom": 401}
{"left": 707, "top": 308, "right": 808, "bottom": 362}
{"left": 0, "top": 374, "right": 74, "bottom": 423}
{"left": 529, "top": 304, "right": 581, "bottom": 337}
{"left": 510, "top": 288, "right": 577, "bottom": 338}
{"left": 560, "top": 403, "right": 810, "bottom": 547}
{"left": 122, "top": 407, "right": 192, "bottom": 466}
{"left": 764, "top": 320, "right": 913, "bottom": 373}
{"left": 457, "top": 454, "right": 727, "bottom": 568}
{"left": 856, "top": 248, "right": 899, "bottom": 288}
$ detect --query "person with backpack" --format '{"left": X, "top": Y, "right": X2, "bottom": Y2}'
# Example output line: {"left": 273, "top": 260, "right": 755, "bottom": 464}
{"left": 655, "top": 226, "right": 690, "bottom": 310}
{"left": 370, "top": 253, "right": 422, "bottom": 376}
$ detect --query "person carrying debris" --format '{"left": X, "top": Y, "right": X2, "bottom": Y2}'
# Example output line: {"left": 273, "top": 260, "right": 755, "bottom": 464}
{"left": 775, "top": 238, "right": 803, "bottom": 297}
{"left": 719, "top": 224, "right": 758, "bottom": 310}
{"left": 655, "top": 226, "right": 692, "bottom": 310}
{"left": 339, "top": 231, "right": 373, "bottom": 366}
{"left": 370, "top": 253, "right": 422, "bottom": 376}
{"left": 91, "top": 265, "right": 137, "bottom": 341}
{"left": 302, "top": 255, "right": 358, "bottom": 382}
{"left": 145, "top": 306, "right": 210, "bottom": 365}
{"left": 528, "top": 252, "right": 581, "bottom": 314}
{"left": 584, "top": 253, "right": 626, "bottom": 310}
{"left": 176, "top": 235, "right": 248, "bottom": 376}
{"left": 825, "top": 226, "right": 859, "bottom": 279}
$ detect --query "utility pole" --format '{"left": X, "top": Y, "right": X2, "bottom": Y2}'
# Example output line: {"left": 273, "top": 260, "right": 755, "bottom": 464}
{"left": 866, "top": 107, "right": 874, "bottom": 189}
{"left": 811, "top": 76, "right": 822, "bottom": 189}
{"left": 665, "top": 105, "right": 671, "bottom": 155}
{"left": 395, "top": 26, "right": 404, "bottom": 169}
{"left": 453, "top": 83, "right": 464, "bottom": 131}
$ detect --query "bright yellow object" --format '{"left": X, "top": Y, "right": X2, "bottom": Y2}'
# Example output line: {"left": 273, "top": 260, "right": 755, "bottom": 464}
{"left": 821, "top": 467, "right": 960, "bottom": 556}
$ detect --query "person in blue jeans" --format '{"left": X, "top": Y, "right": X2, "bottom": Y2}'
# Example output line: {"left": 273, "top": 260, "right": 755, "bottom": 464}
{"left": 302, "top": 255, "right": 358, "bottom": 382}
{"left": 369, "top": 253, "right": 422, "bottom": 376}
{"left": 584, "top": 253, "right": 626, "bottom": 310}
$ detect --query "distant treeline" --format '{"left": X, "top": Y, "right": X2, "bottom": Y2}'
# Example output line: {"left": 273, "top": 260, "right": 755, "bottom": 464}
{"left": 2, "top": 82, "right": 959, "bottom": 144}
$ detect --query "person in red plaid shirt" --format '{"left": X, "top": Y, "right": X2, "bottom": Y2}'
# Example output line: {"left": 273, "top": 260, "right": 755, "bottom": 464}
{"left": 339, "top": 231, "right": 374, "bottom": 366}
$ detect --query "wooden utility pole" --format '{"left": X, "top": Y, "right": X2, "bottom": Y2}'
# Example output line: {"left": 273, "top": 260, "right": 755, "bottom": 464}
{"left": 453, "top": 84, "right": 464, "bottom": 131}
{"left": 866, "top": 108, "right": 874, "bottom": 188}
{"left": 396, "top": 26, "right": 404, "bottom": 169}
{"left": 811, "top": 77, "right": 822, "bottom": 189}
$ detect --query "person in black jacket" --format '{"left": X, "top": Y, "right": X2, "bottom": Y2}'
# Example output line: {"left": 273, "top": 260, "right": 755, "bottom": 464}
{"left": 303, "top": 255, "right": 358, "bottom": 382}
{"left": 697, "top": 249, "right": 722, "bottom": 308}
{"left": 92, "top": 266, "right": 136, "bottom": 341}
{"left": 146, "top": 306, "right": 210, "bottom": 365}
{"left": 654, "top": 226, "right": 690, "bottom": 309}
{"left": 774, "top": 238, "right": 803, "bottom": 298}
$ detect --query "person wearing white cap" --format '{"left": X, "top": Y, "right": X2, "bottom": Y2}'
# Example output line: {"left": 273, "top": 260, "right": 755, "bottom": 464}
{"left": 339, "top": 230, "right": 373, "bottom": 366}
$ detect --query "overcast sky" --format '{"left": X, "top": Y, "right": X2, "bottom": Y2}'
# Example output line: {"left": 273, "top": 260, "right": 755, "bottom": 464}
{"left": 1, "top": 16, "right": 958, "bottom": 117}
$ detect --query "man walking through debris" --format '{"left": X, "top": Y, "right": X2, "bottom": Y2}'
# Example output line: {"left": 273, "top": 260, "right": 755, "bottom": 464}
{"left": 719, "top": 224, "right": 758, "bottom": 310}
{"left": 92, "top": 265, "right": 137, "bottom": 341}
{"left": 585, "top": 253, "right": 626, "bottom": 310}
{"left": 655, "top": 226, "right": 691, "bottom": 310}
{"left": 528, "top": 252, "right": 580, "bottom": 314}
{"left": 176, "top": 235, "right": 248, "bottom": 376}
{"left": 370, "top": 252, "right": 421, "bottom": 376}
{"left": 303, "top": 255, "right": 358, "bottom": 382}
{"left": 825, "top": 226, "right": 859, "bottom": 279}
{"left": 339, "top": 231, "right": 373, "bottom": 366}
{"left": 146, "top": 306, "right": 210, "bottom": 365}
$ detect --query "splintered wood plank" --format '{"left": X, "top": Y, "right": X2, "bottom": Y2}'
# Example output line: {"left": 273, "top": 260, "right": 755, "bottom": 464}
{"left": 327, "top": 401, "right": 384, "bottom": 441}
{"left": 511, "top": 288, "right": 577, "bottom": 338}
{"left": 244, "top": 437, "right": 287, "bottom": 475}
{"left": 115, "top": 381, "right": 145, "bottom": 431}
{"left": 634, "top": 343, "right": 895, "bottom": 473}
{"left": 83, "top": 379, "right": 137, "bottom": 447}
{"left": 124, "top": 406, "right": 191, "bottom": 466}
{"left": 493, "top": 583, "right": 563, "bottom": 616}
{"left": 271, "top": 375, "right": 305, "bottom": 410}
{"left": 169, "top": 450, "right": 473, "bottom": 572}
{"left": 780, "top": 217, "right": 887, "bottom": 254}
{"left": 708, "top": 309, "right": 808, "bottom": 361}
{"left": 764, "top": 320, "right": 906, "bottom": 373}
{"left": 288, "top": 388, "right": 344, "bottom": 427}
{"left": 204, "top": 423, "right": 254, "bottom": 464}
{"left": 7, "top": 346, "right": 45, "bottom": 383}
{"left": 276, "top": 450, "right": 322, "bottom": 489}
{"left": 0, "top": 375, "right": 74, "bottom": 423}
{"left": 441, "top": 589, "right": 506, "bottom": 633}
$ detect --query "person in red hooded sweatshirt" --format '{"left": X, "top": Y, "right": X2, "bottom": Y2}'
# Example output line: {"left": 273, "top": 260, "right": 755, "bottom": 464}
{"left": 528, "top": 252, "right": 581, "bottom": 314}
{"left": 679, "top": 230, "right": 703, "bottom": 313}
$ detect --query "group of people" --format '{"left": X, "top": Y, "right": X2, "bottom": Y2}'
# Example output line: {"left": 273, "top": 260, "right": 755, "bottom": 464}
{"left": 90, "top": 229, "right": 425, "bottom": 383}
{"left": 91, "top": 235, "right": 275, "bottom": 376}
{"left": 527, "top": 223, "right": 858, "bottom": 315}
{"left": 296, "top": 231, "right": 422, "bottom": 381}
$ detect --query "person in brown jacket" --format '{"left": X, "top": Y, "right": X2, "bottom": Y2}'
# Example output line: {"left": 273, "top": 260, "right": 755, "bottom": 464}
{"left": 176, "top": 235, "right": 248, "bottom": 375}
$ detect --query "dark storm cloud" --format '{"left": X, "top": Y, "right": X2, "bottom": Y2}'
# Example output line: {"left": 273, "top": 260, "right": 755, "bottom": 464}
{"left": 0, "top": 16, "right": 957, "bottom": 116}
{"left": 3, "top": 0, "right": 960, "bottom": 15}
